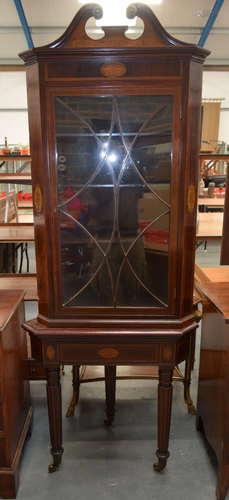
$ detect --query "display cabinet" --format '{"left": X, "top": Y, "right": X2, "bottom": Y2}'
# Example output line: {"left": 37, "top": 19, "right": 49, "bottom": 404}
{"left": 20, "top": 3, "right": 209, "bottom": 473}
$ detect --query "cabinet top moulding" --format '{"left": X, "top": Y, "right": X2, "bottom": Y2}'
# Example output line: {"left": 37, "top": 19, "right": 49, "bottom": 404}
{"left": 19, "top": 3, "right": 209, "bottom": 65}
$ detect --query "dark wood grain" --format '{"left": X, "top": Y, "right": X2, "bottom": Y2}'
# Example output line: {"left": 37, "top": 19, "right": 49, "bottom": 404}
{"left": 202, "top": 268, "right": 229, "bottom": 282}
{"left": 196, "top": 283, "right": 229, "bottom": 500}
{"left": 104, "top": 366, "right": 116, "bottom": 425}
{"left": 195, "top": 282, "right": 229, "bottom": 321}
{"left": 46, "top": 368, "right": 63, "bottom": 472}
{"left": 0, "top": 290, "right": 33, "bottom": 498}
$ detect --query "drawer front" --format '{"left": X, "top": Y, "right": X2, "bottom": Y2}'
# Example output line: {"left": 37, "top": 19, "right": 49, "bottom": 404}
{"left": 28, "top": 361, "right": 46, "bottom": 380}
{"left": 47, "top": 343, "right": 160, "bottom": 364}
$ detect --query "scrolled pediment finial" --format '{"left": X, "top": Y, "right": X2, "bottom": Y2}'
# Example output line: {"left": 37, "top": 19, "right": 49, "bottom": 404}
{"left": 92, "top": 4, "right": 103, "bottom": 20}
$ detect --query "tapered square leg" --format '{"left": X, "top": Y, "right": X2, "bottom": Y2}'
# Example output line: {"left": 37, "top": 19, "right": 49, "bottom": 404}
{"left": 104, "top": 365, "right": 116, "bottom": 425}
{"left": 154, "top": 367, "right": 173, "bottom": 471}
{"left": 46, "top": 367, "right": 64, "bottom": 472}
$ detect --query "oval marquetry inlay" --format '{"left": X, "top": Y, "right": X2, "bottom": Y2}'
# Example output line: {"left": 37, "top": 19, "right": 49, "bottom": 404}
{"left": 34, "top": 184, "right": 43, "bottom": 214}
{"left": 98, "top": 348, "right": 119, "bottom": 359}
{"left": 46, "top": 346, "right": 55, "bottom": 360}
{"left": 100, "top": 62, "right": 127, "bottom": 77}
{"left": 187, "top": 184, "right": 195, "bottom": 214}
{"left": 163, "top": 346, "right": 172, "bottom": 361}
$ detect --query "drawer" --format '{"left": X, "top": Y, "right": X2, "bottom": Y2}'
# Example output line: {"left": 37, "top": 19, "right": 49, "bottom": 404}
{"left": 56, "top": 343, "right": 160, "bottom": 364}
{"left": 28, "top": 359, "right": 46, "bottom": 380}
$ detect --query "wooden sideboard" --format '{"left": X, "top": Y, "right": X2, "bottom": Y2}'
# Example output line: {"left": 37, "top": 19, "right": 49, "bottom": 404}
{"left": 0, "top": 290, "right": 33, "bottom": 498}
{"left": 196, "top": 282, "right": 229, "bottom": 500}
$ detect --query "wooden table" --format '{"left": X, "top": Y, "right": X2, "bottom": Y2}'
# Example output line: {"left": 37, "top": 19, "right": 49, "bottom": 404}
{"left": 0, "top": 174, "right": 32, "bottom": 185}
{"left": 196, "top": 212, "right": 223, "bottom": 241}
{"left": 0, "top": 290, "right": 33, "bottom": 498}
{"left": 0, "top": 223, "right": 34, "bottom": 242}
{"left": 0, "top": 274, "right": 38, "bottom": 300}
{"left": 10, "top": 214, "right": 34, "bottom": 224}
{"left": 201, "top": 267, "right": 229, "bottom": 282}
{"left": 0, "top": 224, "right": 34, "bottom": 273}
{"left": 196, "top": 282, "right": 229, "bottom": 500}
{"left": 198, "top": 197, "right": 225, "bottom": 210}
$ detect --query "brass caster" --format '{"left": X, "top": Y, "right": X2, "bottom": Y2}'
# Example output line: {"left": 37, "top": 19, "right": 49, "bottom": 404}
{"left": 153, "top": 462, "right": 163, "bottom": 472}
{"left": 66, "top": 405, "right": 75, "bottom": 417}
{"left": 188, "top": 403, "right": 196, "bottom": 415}
{"left": 104, "top": 416, "right": 114, "bottom": 426}
{"left": 48, "top": 463, "right": 58, "bottom": 473}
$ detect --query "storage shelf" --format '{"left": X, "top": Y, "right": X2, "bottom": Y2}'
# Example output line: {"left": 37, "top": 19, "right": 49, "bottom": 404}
{"left": 0, "top": 174, "right": 32, "bottom": 184}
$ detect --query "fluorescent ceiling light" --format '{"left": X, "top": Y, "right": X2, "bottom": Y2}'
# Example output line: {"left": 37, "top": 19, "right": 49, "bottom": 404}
{"left": 78, "top": 0, "right": 163, "bottom": 26}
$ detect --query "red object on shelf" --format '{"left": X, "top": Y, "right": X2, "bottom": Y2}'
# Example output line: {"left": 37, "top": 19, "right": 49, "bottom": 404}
{"left": 139, "top": 222, "right": 169, "bottom": 243}
{"left": 18, "top": 191, "right": 24, "bottom": 201}
{"left": 24, "top": 193, "right": 33, "bottom": 200}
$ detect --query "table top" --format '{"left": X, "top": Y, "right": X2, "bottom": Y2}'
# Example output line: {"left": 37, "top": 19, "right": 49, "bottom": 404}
{"left": 197, "top": 282, "right": 229, "bottom": 322}
{"left": 198, "top": 197, "right": 224, "bottom": 207}
{"left": 0, "top": 155, "right": 31, "bottom": 161}
{"left": 0, "top": 289, "right": 25, "bottom": 331}
{"left": 202, "top": 267, "right": 229, "bottom": 282}
{"left": 0, "top": 174, "right": 31, "bottom": 185}
{"left": 0, "top": 224, "right": 35, "bottom": 242}
{"left": 199, "top": 154, "right": 229, "bottom": 161}
{"left": 11, "top": 214, "right": 34, "bottom": 223}
{"left": 196, "top": 212, "right": 223, "bottom": 240}
{"left": 0, "top": 274, "right": 38, "bottom": 301}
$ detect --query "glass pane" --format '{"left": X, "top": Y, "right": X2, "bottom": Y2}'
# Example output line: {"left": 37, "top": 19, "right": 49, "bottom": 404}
{"left": 55, "top": 95, "right": 173, "bottom": 308}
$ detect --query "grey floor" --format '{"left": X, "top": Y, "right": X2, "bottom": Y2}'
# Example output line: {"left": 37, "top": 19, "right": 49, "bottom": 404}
{"left": 12, "top": 241, "right": 228, "bottom": 500}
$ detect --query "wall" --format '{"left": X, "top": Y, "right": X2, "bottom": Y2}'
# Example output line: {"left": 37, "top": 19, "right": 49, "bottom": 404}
{"left": 0, "top": 71, "right": 29, "bottom": 148}
{"left": 202, "top": 71, "right": 229, "bottom": 150}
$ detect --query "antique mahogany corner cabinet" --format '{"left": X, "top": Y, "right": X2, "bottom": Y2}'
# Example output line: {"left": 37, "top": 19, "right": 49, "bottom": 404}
{"left": 20, "top": 3, "right": 209, "bottom": 473}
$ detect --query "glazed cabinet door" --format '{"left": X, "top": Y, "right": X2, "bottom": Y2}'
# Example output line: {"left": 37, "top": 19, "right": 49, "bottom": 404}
{"left": 49, "top": 90, "right": 180, "bottom": 316}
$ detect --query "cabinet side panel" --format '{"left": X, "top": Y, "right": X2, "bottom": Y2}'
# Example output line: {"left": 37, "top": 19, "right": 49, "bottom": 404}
{"left": 26, "top": 63, "right": 54, "bottom": 317}
{"left": 181, "top": 61, "right": 203, "bottom": 317}
{"left": 197, "top": 300, "right": 229, "bottom": 464}
{"left": 1, "top": 301, "right": 31, "bottom": 466}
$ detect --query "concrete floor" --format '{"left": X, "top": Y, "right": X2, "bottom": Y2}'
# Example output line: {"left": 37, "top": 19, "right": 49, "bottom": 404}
{"left": 11, "top": 241, "right": 228, "bottom": 500}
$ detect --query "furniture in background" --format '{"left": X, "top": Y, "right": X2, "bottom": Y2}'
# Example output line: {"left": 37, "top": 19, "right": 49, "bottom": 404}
{"left": 0, "top": 275, "right": 46, "bottom": 381}
{"left": 199, "top": 153, "right": 229, "bottom": 186}
{"left": 200, "top": 102, "right": 221, "bottom": 153}
{"left": 20, "top": 3, "right": 209, "bottom": 474}
{"left": 221, "top": 155, "right": 229, "bottom": 265}
{"left": 0, "top": 156, "right": 33, "bottom": 272}
{"left": 0, "top": 155, "right": 32, "bottom": 223}
{"left": 0, "top": 223, "right": 34, "bottom": 273}
{"left": 196, "top": 212, "right": 223, "bottom": 251}
{"left": 0, "top": 193, "right": 16, "bottom": 224}
{"left": 196, "top": 282, "right": 229, "bottom": 500}
{"left": 0, "top": 290, "right": 33, "bottom": 499}
{"left": 198, "top": 197, "right": 224, "bottom": 211}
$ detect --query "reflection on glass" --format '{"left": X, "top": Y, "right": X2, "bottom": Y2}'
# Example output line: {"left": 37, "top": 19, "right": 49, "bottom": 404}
{"left": 55, "top": 95, "right": 173, "bottom": 308}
